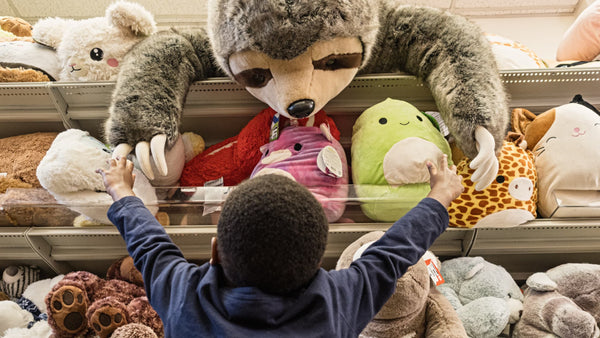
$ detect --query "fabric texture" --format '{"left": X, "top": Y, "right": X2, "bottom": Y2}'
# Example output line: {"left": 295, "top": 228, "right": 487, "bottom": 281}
{"left": 108, "top": 195, "right": 448, "bottom": 337}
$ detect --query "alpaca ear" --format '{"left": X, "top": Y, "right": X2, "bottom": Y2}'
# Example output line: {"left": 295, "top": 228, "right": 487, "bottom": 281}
{"left": 106, "top": 0, "right": 157, "bottom": 36}
{"left": 32, "top": 17, "right": 72, "bottom": 48}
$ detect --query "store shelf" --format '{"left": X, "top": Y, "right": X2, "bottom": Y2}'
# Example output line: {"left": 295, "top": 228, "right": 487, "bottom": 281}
{"left": 1, "top": 68, "right": 600, "bottom": 279}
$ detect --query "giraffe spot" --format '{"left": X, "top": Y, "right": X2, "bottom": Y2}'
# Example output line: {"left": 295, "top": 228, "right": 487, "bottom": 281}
{"left": 489, "top": 197, "right": 500, "bottom": 203}
{"left": 515, "top": 201, "right": 523, "bottom": 207}
{"left": 465, "top": 202, "right": 475, "bottom": 207}
{"left": 503, "top": 198, "right": 513, "bottom": 204}
{"left": 471, "top": 208, "right": 483, "bottom": 215}
{"left": 457, "top": 206, "right": 468, "bottom": 213}
{"left": 478, "top": 201, "right": 488, "bottom": 208}
{"left": 489, "top": 190, "right": 498, "bottom": 197}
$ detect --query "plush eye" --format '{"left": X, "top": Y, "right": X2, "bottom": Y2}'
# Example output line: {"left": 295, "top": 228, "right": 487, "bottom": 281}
{"left": 545, "top": 136, "right": 557, "bottom": 143}
{"left": 294, "top": 143, "right": 302, "bottom": 151}
{"left": 496, "top": 175, "right": 506, "bottom": 184}
{"left": 234, "top": 68, "right": 273, "bottom": 88}
{"left": 313, "top": 53, "right": 362, "bottom": 71}
{"left": 90, "top": 48, "right": 104, "bottom": 61}
{"left": 416, "top": 115, "right": 423, "bottom": 121}
{"left": 379, "top": 117, "right": 387, "bottom": 125}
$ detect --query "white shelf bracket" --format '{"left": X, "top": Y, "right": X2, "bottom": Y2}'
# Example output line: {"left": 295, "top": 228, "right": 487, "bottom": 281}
{"left": 46, "top": 83, "right": 81, "bottom": 130}
{"left": 23, "top": 228, "right": 73, "bottom": 274}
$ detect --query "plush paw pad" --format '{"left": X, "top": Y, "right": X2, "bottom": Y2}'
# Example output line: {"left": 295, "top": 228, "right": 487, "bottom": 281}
{"left": 89, "top": 304, "right": 129, "bottom": 338}
{"left": 49, "top": 285, "right": 88, "bottom": 334}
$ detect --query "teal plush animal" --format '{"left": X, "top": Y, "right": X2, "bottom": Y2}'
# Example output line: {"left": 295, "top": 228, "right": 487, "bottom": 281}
{"left": 351, "top": 98, "right": 452, "bottom": 222}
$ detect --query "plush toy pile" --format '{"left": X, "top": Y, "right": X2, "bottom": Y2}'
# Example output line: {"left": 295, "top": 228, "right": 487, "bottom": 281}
{"left": 45, "top": 256, "right": 163, "bottom": 338}
{"left": 336, "top": 232, "right": 467, "bottom": 337}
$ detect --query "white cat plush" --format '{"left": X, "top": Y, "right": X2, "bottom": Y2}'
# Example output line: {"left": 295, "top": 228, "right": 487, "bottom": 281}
{"left": 31, "top": 1, "right": 156, "bottom": 81}
{"left": 512, "top": 95, "right": 600, "bottom": 217}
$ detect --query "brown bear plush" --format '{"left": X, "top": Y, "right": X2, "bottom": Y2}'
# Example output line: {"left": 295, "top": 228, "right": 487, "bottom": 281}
{"left": 336, "top": 231, "right": 467, "bottom": 337}
{"left": 45, "top": 256, "right": 163, "bottom": 338}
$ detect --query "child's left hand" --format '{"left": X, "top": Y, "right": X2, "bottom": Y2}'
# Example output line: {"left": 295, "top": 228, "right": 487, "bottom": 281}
{"left": 96, "top": 156, "right": 136, "bottom": 201}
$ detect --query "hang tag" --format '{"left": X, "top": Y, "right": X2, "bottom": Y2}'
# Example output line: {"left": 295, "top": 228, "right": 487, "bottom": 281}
{"left": 425, "top": 258, "right": 445, "bottom": 286}
{"left": 0, "top": 173, "right": 6, "bottom": 178}
{"left": 203, "top": 177, "right": 230, "bottom": 216}
{"left": 270, "top": 113, "right": 280, "bottom": 142}
{"left": 317, "top": 145, "right": 343, "bottom": 178}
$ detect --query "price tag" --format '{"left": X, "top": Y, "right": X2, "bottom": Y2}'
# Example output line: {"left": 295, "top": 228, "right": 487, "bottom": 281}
{"left": 270, "top": 113, "right": 280, "bottom": 141}
{"left": 203, "top": 177, "right": 230, "bottom": 216}
{"left": 425, "top": 258, "right": 445, "bottom": 286}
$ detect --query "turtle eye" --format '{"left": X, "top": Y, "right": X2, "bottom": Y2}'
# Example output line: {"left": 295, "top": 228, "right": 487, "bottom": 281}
{"left": 90, "top": 48, "right": 104, "bottom": 61}
{"left": 379, "top": 117, "right": 387, "bottom": 125}
{"left": 294, "top": 143, "right": 302, "bottom": 151}
{"left": 416, "top": 115, "right": 423, "bottom": 121}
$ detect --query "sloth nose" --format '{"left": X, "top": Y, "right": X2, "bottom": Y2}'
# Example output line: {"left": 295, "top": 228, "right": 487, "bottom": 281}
{"left": 287, "top": 99, "right": 315, "bottom": 118}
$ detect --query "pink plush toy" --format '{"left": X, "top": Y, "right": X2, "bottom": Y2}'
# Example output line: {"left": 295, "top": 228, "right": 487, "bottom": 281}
{"left": 251, "top": 125, "right": 348, "bottom": 222}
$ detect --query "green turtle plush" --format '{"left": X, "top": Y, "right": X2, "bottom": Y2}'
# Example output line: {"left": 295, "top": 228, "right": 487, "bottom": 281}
{"left": 351, "top": 98, "right": 453, "bottom": 222}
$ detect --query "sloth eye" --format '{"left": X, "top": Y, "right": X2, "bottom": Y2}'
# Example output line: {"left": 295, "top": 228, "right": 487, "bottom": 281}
{"left": 90, "top": 48, "right": 104, "bottom": 61}
{"left": 313, "top": 53, "right": 362, "bottom": 71}
{"left": 234, "top": 68, "right": 273, "bottom": 88}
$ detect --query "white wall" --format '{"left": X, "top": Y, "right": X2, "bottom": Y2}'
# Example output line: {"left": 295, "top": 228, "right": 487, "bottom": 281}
{"left": 472, "top": 16, "right": 576, "bottom": 62}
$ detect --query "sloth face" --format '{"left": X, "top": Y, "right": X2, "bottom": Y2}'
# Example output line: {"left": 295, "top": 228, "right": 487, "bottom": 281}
{"left": 229, "top": 37, "right": 363, "bottom": 119}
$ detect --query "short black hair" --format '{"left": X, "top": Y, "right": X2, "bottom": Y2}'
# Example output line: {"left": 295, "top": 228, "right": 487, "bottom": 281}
{"left": 217, "top": 174, "right": 329, "bottom": 294}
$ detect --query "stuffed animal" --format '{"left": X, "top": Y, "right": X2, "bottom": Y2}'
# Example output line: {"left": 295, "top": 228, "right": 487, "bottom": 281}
{"left": 514, "top": 263, "right": 600, "bottom": 337}
{"left": 448, "top": 134, "right": 537, "bottom": 228}
{"left": 0, "top": 188, "right": 79, "bottom": 226}
{"left": 31, "top": 1, "right": 156, "bottom": 82}
{"left": 36, "top": 129, "right": 159, "bottom": 225}
{"left": 485, "top": 33, "right": 547, "bottom": 70}
{"left": 0, "top": 132, "right": 58, "bottom": 193}
{"left": 437, "top": 256, "right": 524, "bottom": 338}
{"left": 180, "top": 107, "right": 339, "bottom": 187}
{"left": 512, "top": 94, "right": 600, "bottom": 217}
{"left": 336, "top": 231, "right": 468, "bottom": 337}
{"left": 0, "top": 17, "right": 59, "bottom": 82}
{"left": 106, "top": 0, "right": 509, "bottom": 194}
{"left": 111, "top": 323, "right": 158, "bottom": 338}
{"left": 250, "top": 124, "right": 348, "bottom": 222}
{"left": 351, "top": 98, "right": 453, "bottom": 222}
{"left": 557, "top": 0, "right": 600, "bottom": 62}
{"left": 45, "top": 257, "right": 163, "bottom": 338}
{"left": 0, "top": 265, "right": 40, "bottom": 299}
{"left": 0, "top": 274, "right": 64, "bottom": 338}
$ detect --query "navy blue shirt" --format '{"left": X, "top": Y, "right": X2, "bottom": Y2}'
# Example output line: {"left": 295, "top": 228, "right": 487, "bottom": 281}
{"left": 108, "top": 196, "right": 448, "bottom": 337}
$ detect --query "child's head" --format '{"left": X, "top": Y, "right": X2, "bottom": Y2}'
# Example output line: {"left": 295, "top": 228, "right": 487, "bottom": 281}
{"left": 217, "top": 174, "right": 329, "bottom": 294}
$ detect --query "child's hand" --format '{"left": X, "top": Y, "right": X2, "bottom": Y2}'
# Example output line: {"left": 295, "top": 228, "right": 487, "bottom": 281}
{"left": 426, "top": 154, "right": 464, "bottom": 208}
{"left": 96, "top": 156, "right": 136, "bottom": 202}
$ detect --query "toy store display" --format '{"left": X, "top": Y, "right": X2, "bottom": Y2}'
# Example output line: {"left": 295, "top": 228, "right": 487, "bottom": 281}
{"left": 351, "top": 98, "right": 453, "bottom": 222}
{"left": 512, "top": 95, "right": 600, "bottom": 218}
{"left": 336, "top": 231, "right": 467, "bottom": 337}
{"left": 514, "top": 263, "right": 600, "bottom": 337}
{"left": 251, "top": 124, "right": 348, "bottom": 223}
{"left": 106, "top": 0, "right": 509, "bottom": 195}
{"left": 31, "top": 0, "right": 157, "bottom": 82}
{"left": 437, "top": 256, "right": 524, "bottom": 337}
{"left": 448, "top": 135, "right": 537, "bottom": 228}
{"left": 45, "top": 256, "right": 163, "bottom": 338}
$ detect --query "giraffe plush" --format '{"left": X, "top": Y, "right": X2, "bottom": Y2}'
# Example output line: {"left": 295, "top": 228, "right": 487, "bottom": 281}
{"left": 448, "top": 134, "right": 537, "bottom": 228}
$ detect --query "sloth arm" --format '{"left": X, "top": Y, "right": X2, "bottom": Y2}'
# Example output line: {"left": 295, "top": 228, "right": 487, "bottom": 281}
{"left": 361, "top": 5, "right": 509, "bottom": 189}
{"left": 105, "top": 28, "right": 224, "bottom": 178}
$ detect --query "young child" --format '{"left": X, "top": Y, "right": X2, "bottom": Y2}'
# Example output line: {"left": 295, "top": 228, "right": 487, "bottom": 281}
{"left": 97, "top": 154, "right": 463, "bottom": 337}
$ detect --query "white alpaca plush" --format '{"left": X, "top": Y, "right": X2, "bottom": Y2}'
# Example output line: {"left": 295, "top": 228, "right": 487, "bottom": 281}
{"left": 36, "top": 129, "right": 158, "bottom": 225}
{"left": 32, "top": 1, "right": 156, "bottom": 81}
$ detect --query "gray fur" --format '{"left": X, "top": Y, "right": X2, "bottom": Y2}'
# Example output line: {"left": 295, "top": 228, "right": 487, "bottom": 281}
{"left": 106, "top": 0, "right": 508, "bottom": 158}
{"left": 207, "top": 0, "right": 380, "bottom": 77}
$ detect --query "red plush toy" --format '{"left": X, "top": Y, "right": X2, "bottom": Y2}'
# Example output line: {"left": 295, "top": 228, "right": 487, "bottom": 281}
{"left": 45, "top": 256, "right": 163, "bottom": 338}
{"left": 180, "top": 107, "right": 339, "bottom": 187}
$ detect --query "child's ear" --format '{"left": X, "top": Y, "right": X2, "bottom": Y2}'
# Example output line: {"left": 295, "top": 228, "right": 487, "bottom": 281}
{"left": 210, "top": 237, "right": 220, "bottom": 265}
{"left": 107, "top": 0, "right": 157, "bottom": 36}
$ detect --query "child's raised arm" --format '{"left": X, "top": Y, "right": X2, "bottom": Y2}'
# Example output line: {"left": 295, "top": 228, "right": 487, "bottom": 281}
{"left": 425, "top": 154, "right": 464, "bottom": 208}
{"left": 96, "top": 156, "right": 136, "bottom": 201}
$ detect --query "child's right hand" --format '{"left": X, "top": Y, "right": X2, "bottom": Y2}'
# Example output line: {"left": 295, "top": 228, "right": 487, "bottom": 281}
{"left": 96, "top": 156, "right": 136, "bottom": 202}
{"left": 426, "top": 154, "right": 464, "bottom": 208}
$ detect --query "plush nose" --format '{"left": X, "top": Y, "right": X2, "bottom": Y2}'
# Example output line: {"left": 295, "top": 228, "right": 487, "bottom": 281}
{"left": 287, "top": 99, "right": 315, "bottom": 118}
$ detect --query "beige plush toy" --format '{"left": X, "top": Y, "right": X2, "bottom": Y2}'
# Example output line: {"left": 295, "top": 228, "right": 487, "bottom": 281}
{"left": 336, "top": 231, "right": 467, "bottom": 337}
